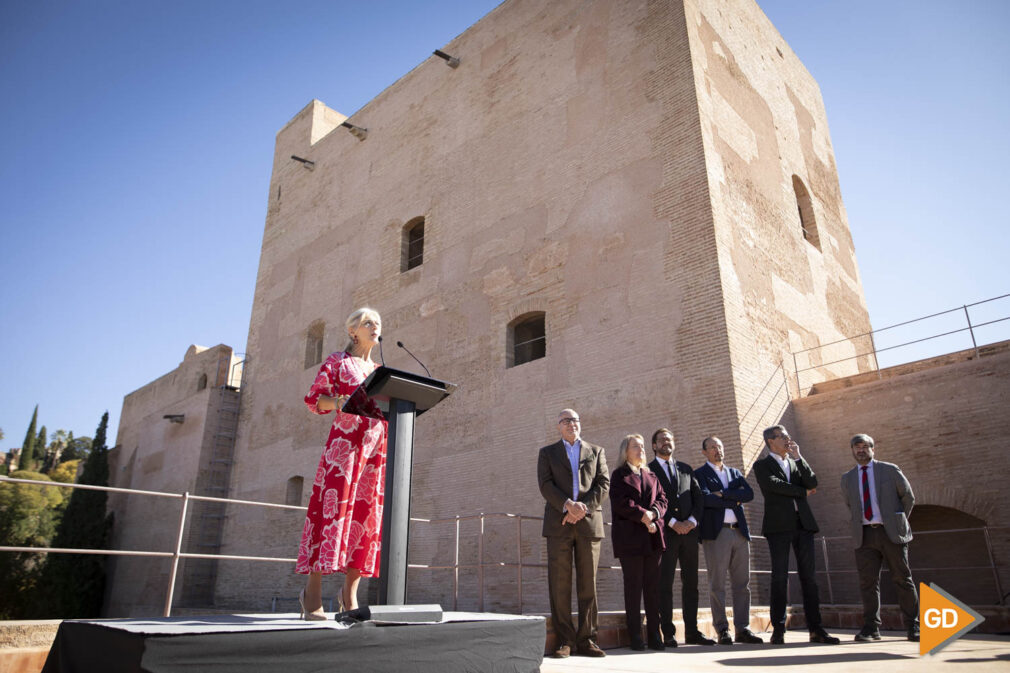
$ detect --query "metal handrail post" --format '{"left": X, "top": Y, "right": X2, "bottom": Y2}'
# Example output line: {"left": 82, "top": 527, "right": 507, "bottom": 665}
{"left": 453, "top": 516, "right": 460, "bottom": 610}
{"left": 792, "top": 351, "right": 801, "bottom": 398}
{"left": 478, "top": 513, "right": 485, "bottom": 612}
{"left": 869, "top": 330, "right": 882, "bottom": 380}
{"left": 780, "top": 361, "right": 790, "bottom": 407}
{"left": 516, "top": 515, "right": 523, "bottom": 614}
{"left": 819, "top": 535, "right": 834, "bottom": 604}
{"left": 164, "top": 491, "right": 190, "bottom": 617}
{"left": 982, "top": 526, "right": 1004, "bottom": 604}
{"left": 964, "top": 305, "right": 980, "bottom": 358}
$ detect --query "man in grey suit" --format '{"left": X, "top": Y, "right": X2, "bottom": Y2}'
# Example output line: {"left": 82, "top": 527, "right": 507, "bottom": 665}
{"left": 841, "top": 433, "right": 919, "bottom": 642}
{"left": 538, "top": 409, "right": 610, "bottom": 658}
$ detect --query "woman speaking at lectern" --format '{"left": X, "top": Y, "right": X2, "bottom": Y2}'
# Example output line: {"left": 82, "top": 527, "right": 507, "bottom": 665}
{"left": 296, "top": 307, "right": 387, "bottom": 619}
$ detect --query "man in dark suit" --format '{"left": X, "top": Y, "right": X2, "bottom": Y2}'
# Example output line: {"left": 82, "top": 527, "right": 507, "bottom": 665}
{"left": 648, "top": 428, "right": 715, "bottom": 647}
{"left": 537, "top": 409, "right": 610, "bottom": 658}
{"left": 841, "top": 433, "right": 919, "bottom": 642}
{"left": 695, "top": 436, "right": 763, "bottom": 645}
{"left": 753, "top": 425, "right": 839, "bottom": 645}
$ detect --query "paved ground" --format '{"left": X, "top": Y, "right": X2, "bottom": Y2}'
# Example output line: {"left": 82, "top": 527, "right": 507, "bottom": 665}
{"left": 540, "top": 629, "right": 1010, "bottom": 673}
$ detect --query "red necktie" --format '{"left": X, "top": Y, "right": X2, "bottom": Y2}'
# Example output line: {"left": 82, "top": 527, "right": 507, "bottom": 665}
{"left": 861, "top": 466, "right": 873, "bottom": 521}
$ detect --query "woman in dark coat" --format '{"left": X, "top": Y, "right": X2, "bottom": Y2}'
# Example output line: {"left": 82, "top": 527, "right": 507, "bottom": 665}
{"left": 610, "top": 433, "right": 668, "bottom": 650}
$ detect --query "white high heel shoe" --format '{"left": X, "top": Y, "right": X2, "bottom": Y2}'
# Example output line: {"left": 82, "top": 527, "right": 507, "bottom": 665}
{"left": 298, "top": 589, "right": 328, "bottom": 621}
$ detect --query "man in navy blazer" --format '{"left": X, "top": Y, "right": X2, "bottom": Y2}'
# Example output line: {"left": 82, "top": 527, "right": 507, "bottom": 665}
{"left": 648, "top": 428, "right": 714, "bottom": 647}
{"left": 694, "top": 437, "right": 763, "bottom": 645}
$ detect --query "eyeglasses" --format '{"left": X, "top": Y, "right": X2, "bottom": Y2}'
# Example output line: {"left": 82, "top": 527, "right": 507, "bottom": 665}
{"left": 559, "top": 418, "right": 581, "bottom": 425}
{"left": 772, "top": 433, "right": 791, "bottom": 441}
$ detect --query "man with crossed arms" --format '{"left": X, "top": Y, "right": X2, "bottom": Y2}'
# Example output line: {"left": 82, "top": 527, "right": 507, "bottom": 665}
{"left": 841, "top": 433, "right": 919, "bottom": 642}
{"left": 694, "top": 436, "right": 763, "bottom": 645}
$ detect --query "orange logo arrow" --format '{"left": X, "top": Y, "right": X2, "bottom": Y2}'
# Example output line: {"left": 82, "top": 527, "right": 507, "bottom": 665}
{"left": 919, "top": 582, "right": 985, "bottom": 655}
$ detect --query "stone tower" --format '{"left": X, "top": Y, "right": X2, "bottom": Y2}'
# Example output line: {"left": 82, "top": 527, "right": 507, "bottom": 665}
{"left": 214, "top": 0, "right": 872, "bottom": 611}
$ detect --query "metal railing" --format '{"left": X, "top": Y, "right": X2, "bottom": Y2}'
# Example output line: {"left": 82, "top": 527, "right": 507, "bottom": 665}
{"left": 3, "top": 475, "right": 1006, "bottom": 618}
{"left": 792, "top": 293, "right": 1010, "bottom": 396}
{"left": 0, "top": 475, "right": 303, "bottom": 617}
{"left": 405, "top": 512, "right": 1007, "bottom": 611}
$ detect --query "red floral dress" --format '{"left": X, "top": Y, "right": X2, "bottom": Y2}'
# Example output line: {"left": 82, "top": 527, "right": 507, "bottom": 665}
{"left": 296, "top": 352, "right": 387, "bottom": 576}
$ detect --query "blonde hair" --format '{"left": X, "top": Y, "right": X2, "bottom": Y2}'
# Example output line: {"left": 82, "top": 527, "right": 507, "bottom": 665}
{"left": 618, "top": 434, "right": 650, "bottom": 473}
{"left": 343, "top": 307, "right": 381, "bottom": 354}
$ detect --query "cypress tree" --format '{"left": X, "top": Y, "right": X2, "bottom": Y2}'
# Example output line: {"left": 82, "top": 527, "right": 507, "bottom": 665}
{"left": 36, "top": 425, "right": 48, "bottom": 471}
{"left": 31, "top": 412, "right": 112, "bottom": 618}
{"left": 19, "top": 405, "right": 38, "bottom": 470}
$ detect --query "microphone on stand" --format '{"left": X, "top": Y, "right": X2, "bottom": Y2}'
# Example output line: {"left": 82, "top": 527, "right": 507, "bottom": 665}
{"left": 396, "top": 340, "right": 431, "bottom": 377}
{"left": 377, "top": 336, "right": 386, "bottom": 367}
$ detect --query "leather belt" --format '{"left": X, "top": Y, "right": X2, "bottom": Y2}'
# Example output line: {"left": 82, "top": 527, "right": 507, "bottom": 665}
{"left": 722, "top": 523, "right": 740, "bottom": 529}
{"left": 863, "top": 523, "right": 883, "bottom": 528}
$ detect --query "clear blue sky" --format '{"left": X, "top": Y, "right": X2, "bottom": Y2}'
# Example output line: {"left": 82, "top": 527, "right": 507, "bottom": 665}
{"left": 2, "top": 1, "right": 1007, "bottom": 445}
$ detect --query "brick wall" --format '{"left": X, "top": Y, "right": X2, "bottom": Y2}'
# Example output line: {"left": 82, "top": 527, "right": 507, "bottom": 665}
{"left": 791, "top": 347, "right": 1010, "bottom": 608}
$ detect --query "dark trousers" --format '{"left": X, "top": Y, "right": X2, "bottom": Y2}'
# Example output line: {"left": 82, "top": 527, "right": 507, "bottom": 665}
{"left": 659, "top": 527, "right": 699, "bottom": 637}
{"left": 618, "top": 553, "right": 662, "bottom": 643}
{"left": 766, "top": 526, "right": 822, "bottom": 631}
{"left": 546, "top": 528, "right": 601, "bottom": 648}
{"left": 856, "top": 525, "right": 919, "bottom": 629}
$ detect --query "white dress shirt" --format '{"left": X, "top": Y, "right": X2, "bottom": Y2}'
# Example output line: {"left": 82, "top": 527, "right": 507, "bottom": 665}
{"left": 707, "top": 461, "right": 738, "bottom": 525}
{"left": 658, "top": 457, "right": 697, "bottom": 527}
{"left": 859, "top": 460, "right": 884, "bottom": 526}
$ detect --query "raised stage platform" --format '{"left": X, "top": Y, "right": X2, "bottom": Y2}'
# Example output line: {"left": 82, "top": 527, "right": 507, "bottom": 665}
{"left": 40, "top": 611, "right": 545, "bottom": 673}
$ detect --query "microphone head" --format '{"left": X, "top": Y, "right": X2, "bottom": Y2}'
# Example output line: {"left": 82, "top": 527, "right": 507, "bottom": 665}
{"left": 396, "top": 341, "right": 405, "bottom": 348}
{"left": 377, "top": 336, "right": 383, "bottom": 342}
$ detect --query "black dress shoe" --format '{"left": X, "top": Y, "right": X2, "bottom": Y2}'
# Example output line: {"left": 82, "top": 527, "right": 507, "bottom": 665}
{"left": 647, "top": 636, "right": 666, "bottom": 651}
{"left": 685, "top": 631, "right": 716, "bottom": 645}
{"left": 854, "top": 628, "right": 881, "bottom": 642}
{"left": 770, "top": 628, "right": 785, "bottom": 644}
{"left": 735, "top": 629, "right": 764, "bottom": 644}
{"left": 629, "top": 638, "right": 646, "bottom": 651}
{"left": 663, "top": 636, "right": 678, "bottom": 648}
{"left": 908, "top": 625, "right": 920, "bottom": 642}
{"left": 717, "top": 630, "right": 734, "bottom": 645}
{"left": 809, "top": 629, "right": 840, "bottom": 645}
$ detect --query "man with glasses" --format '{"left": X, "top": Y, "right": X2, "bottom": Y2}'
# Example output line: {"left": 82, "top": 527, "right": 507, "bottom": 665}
{"left": 753, "top": 425, "right": 839, "bottom": 645}
{"left": 538, "top": 409, "right": 610, "bottom": 658}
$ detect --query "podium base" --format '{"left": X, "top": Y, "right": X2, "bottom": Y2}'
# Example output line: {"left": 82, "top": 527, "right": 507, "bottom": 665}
{"left": 335, "top": 603, "right": 443, "bottom": 623}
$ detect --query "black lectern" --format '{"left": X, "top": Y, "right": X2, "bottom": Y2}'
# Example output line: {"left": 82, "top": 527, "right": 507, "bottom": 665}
{"left": 342, "top": 366, "right": 455, "bottom": 604}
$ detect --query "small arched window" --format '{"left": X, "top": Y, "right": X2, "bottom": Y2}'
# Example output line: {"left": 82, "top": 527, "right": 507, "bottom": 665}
{"left": 286, "top": 476, "right": 304, "bottom": 506}
{"left": 197, "top": 373, "right": 208, "bottom": 391}
{"left": 401, "top": 217, "right": 425, "bottom": 271}
{"left": 792, "top": 175, "right": 821, "bottom": 251}
{"left": 507, "top": 312, "right": 546, "bottom": 368}
{"left": 305, "top": 320, "right": 325, "bottom": 369}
